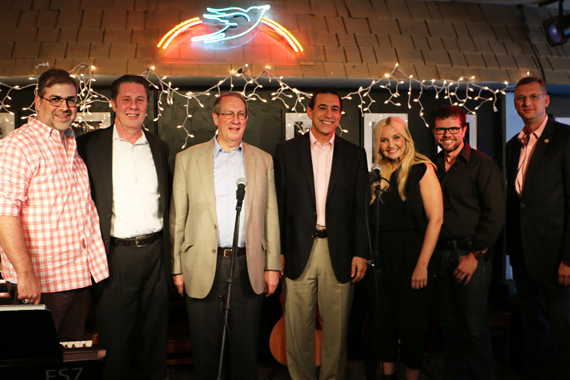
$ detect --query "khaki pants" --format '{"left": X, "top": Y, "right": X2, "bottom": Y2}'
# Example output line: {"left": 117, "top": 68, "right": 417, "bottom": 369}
{"left": 285, "top": 238, "right": 354, "bottom": 380}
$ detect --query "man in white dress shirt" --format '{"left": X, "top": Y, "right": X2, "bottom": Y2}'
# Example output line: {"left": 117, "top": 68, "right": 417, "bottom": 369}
{"left": 77, "top": 75, "right": 171, "bottom": 380}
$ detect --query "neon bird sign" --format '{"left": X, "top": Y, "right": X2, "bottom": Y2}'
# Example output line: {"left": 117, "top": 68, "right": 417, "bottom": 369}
{"left": 192, "top": 5, "right": 270, "bottom": 43}
{"left": 157, "top": 5, "right": 304, "bottom": 53}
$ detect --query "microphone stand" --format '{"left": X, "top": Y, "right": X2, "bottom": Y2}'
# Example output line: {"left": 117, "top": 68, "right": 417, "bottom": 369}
{"left": 217, "top": 186, "right": 245, "bottom": 380}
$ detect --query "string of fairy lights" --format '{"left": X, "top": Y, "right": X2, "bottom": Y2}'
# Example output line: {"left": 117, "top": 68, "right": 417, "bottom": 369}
{"left": 0, "top": 62, "right": 512, "bottom": 148}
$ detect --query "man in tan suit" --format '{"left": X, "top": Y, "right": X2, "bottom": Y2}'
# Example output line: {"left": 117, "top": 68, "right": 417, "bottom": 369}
{"left": 170, "top": 92, "right": 281, "bottom": 379}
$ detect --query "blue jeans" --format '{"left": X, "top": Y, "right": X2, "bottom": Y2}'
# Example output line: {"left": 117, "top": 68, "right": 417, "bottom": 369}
{"left": 433, "top": 249, "right": 493, "bottom": 380}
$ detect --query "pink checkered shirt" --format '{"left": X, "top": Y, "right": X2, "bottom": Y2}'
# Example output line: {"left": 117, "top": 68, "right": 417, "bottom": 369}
{"left": 0, "top": 118, "right": 109, "bottom": 293}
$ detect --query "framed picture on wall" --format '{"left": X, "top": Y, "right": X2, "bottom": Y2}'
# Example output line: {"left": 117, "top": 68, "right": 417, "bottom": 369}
{"left": 555, "top": 116, "right": 570, "bottom": 125}
{"left": 285, "top": 113, "right": 312, "bottom": 140}
{"left": 363, "top": 113, "right": 409, "bottom": 167}
{"left": 0, "top": 113, "right": 15, "bottom": 140}
{"left": 466, "top": 114, "right": 477, "bottom": 150}
{"left": 74, "top": 112, "right": 112, "bottom": 136}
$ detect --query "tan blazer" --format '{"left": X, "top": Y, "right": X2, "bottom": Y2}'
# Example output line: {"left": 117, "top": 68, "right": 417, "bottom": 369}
{"left": 170, "top": 137, "right": 281, "bottom": 299}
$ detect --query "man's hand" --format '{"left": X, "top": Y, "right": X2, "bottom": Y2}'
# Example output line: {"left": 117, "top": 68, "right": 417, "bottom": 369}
{"left": 0, "top": 216, "right": 41, "bottom": 304}
{"left": 454, "top": 253, "right": 479, "bottom": 285}
{"left": 351, "top": 256, "right": 367, "bottom": 283}
{"left": 264, "top": 270, "right": 280, "bottom": 297}
{"left": 280, "top": 254, "right": 285, "bottom": 277}
{"left": 173, "top": 274, "right": 185, "bottom": 297}
{"left": 17, "top": 270, "right": 41, "bottom": 304}
{"left": 558, "top": 261, "right": 570, "bottom": 287}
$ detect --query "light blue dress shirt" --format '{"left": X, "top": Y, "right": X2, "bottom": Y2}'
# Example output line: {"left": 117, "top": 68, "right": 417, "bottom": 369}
{"left": 213, "top": 137, "right": 246, "bottom": 248}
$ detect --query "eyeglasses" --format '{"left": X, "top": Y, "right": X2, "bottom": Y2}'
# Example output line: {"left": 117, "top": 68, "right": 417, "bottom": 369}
{"left": 218, "top": 111, "right": 248, "bottom": 120}
{"left": 40, "top": 96, "right": 78, "bottom": 108}
{"left": 434, "top": 127, "right": 463, "bottom": 135}
{"left": 515, "top": 94, "right": 545, "bottom": 103}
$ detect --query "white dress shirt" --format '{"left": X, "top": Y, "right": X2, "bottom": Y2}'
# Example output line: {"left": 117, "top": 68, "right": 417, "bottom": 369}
{"left": 111, "top": 125, "right": 162, "bottom": 238}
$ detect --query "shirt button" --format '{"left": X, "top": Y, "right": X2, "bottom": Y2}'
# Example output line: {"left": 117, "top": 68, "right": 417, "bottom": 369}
{"left": 212, "top": 249, "right": 216, "bottom": 253}
{"left": 521, "top": 203, "right": 525, "bottom": 208}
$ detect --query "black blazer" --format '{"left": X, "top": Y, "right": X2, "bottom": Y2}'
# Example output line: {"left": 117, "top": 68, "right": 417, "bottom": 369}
{"left": 274, "top": 133, "right": 370, "bottom": 283}
{"left": 506, "top": 118, "right": 570, "bottom": 284}
{"left": 77, "top": 126, "right": 171, "bottom": 283}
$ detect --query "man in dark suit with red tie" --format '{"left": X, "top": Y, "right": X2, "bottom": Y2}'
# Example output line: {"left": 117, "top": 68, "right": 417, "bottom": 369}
{"left": 506, "top": 76, "right": 570, "bottom": 380}
{"left": 274, "top": 88, "right": 370, "bottom": 380}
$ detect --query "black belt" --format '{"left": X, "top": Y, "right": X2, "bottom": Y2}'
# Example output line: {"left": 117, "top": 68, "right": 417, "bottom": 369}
{"left": 218, "top": 248, "right": 246, "bottom": 257}
{"left": 436, "top": 237, "right": 472, "bottom": 251}
{"left": 112, "top": 231, "right": 162, "bottom": 247}
{"left": 313, "top": 229, "right": 327, "bottom": 239}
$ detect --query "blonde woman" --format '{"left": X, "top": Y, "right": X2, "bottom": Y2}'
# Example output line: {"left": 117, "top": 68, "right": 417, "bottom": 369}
{"left": 368, "top": 117, "right": 443, "bottom": 380}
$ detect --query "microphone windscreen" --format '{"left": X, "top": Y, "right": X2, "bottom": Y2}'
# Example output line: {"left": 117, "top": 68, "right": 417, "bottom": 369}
{"left": 236, "top": 177, "right": 248, "bottom": 187}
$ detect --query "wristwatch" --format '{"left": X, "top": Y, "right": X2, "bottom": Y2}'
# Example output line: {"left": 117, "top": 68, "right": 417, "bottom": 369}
{"left": 562, "top": 259, "right": 570, "bottom": 267}
{"left": 472, "top": 251, "right": 485, "bottom": 262}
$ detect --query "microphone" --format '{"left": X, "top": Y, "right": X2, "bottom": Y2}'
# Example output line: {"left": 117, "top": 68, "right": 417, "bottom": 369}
{"left": 371, "top": 164, "right": 381, "bottom": 179}
{"left": 236, "top": 177, "right": 247, "bottom": 204}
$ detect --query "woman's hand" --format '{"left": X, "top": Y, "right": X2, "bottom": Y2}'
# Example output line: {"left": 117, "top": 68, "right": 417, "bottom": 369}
{"left": 411, "top": 264, "right": 428, "bottom": 289}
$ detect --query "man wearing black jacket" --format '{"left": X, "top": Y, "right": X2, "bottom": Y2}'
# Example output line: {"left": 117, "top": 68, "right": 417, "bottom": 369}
{"left": 506, "top": 77, "right": 570, "bottom": 380}
{"left": 274, "top": 88, "right": 370, "bottom": 380}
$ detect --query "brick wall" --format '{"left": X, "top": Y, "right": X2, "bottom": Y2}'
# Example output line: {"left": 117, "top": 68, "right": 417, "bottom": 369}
{"left": 0, "top": 0, "right": 568, "bottom": 84}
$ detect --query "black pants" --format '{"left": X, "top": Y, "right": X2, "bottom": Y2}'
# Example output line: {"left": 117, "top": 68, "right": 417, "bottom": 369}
{"left": 8, "top": 283, "right": 88, "bottom": 342}
{"left": 511, "top": 254, "right": 570, "bottom": 380}
{"left": 186, "top": 254, "right": 263, "bottom": 380}
{"left": 96, "top": 237, "right": 168, "bottom": 380}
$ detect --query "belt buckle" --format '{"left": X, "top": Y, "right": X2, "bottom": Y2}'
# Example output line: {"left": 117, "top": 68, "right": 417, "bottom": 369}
{"left": 222, "top": 249, "right": 232, "bottom": 257}
{"left": 134, "top": 236, "right": 145, "bottom": 248}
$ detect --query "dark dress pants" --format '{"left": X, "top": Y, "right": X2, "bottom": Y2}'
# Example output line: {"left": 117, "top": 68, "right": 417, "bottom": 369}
{"left": 433, "top": 249, "right": 493, "bottom": 380}
{"left": 511, "top": 253, "right": 570, "bottom": 380}
{"left": 8, "top": 283, "right": 88, "bottom": 342}
{"left": 186, "top": 254, "right": 263, "bottom": 380}
{"left": 96, "top": 237, "right": 168, "bottom": 380}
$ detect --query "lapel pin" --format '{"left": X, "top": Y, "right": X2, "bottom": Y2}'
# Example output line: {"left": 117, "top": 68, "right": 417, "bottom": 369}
{"left": 544, "top": 139, "right": 550, "bottom": 144}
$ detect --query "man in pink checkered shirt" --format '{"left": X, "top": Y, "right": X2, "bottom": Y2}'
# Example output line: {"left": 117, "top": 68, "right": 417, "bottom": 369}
{"left": 0, "top": 68, "right": 109, "bottom": 341}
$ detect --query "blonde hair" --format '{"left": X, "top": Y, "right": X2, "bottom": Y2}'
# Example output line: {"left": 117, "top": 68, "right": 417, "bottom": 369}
{"left": 372, "top": 117, "right": 432, "bottom": 202}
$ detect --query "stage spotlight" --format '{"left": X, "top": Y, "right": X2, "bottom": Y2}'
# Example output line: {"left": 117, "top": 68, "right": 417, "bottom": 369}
{"left": 543, "top": 14, "right": 570, "bottom": 46}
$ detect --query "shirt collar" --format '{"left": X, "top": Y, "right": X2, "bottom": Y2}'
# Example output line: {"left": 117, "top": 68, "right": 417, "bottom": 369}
{"left": 436, "top": 142, "right": 472, "bottom": 170}
{"left": 457, "top": 142, "right": 472, "bottom": 162}
{"left": 517, "top": 115, "right": 548, "bottom": 143}
{"left": 28, "top": 117, "right": 75, "bottom": 138}
{"left": 112, "top": 124, "right": 148, "bottom": 145}
{"left": 213, "top": 136, "right": 243, "bottom": 158}
{"left": 309, "top": 128, "right": 335, "bottom": 147}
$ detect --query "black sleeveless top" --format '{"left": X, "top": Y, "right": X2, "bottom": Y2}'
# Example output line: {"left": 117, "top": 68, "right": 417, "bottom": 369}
{"left": 370, "top": 163, "right": 428, "bottom": 234}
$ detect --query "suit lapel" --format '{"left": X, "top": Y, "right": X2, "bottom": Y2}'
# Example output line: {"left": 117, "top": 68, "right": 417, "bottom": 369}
{"left": 297, "top": 134, "right": 316, "bottom": 207}
{"left": 243, "top": 143, "right": 255, "bottom": 227}
{"left": 97, "top": 127, "right": 114, "bottom": 212}
{"left": 524, "top": 119, "right": 554, "bottom": 187}
{"left": 145, "top": 130, "right": 167, "bottom": 213}
{"left": 198, "top": 138, "right": 217, "bottom": 223}
{"left": 327, "top": 136, "right": 346, "bottom": 204}
{"left": 507, "top": 137, "right": 522, "bottom": 189}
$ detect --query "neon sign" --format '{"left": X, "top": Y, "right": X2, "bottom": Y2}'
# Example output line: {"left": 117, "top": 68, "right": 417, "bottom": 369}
{"left": 157, "top": 5, "right": 303, "bottom": 53}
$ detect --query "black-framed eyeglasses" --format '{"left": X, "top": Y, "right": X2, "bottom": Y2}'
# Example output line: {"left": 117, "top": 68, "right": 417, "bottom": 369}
{"left": 218, "top": 111, "right": 248, "bottom": 120}
{"left": 40, "top": 96, "right": 78, "bottom": 108}
{"left": 434, "top": 127, "right": 463, "bottom": 135}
